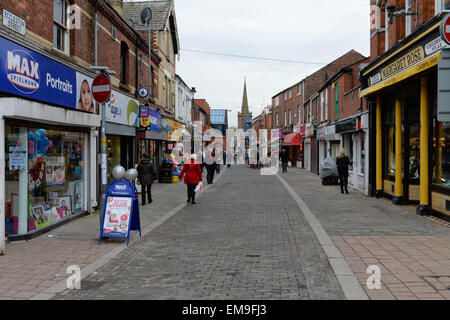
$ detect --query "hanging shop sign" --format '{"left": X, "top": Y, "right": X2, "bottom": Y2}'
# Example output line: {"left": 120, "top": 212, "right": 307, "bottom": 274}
{"left": 106, "top": 90, "right": 139, "bottom": 127}
{"left": 140, "top": 105, "right": 150, "bottom": 128}
{"left": 161, "top": 118, "right": 170, "bottom": 131}
{"left": 0, "top": 36, "right": 95, "bottom": 113}
{"left": 149, "top": 109, "right": 161, "bottom": 131}
{"left": 99, "top": 179, "right": 141, "bottom": 246}
{"left": 138, "top": 87, "right": 149, "bottom": 98}
{"left": 306, "top": 124, "right": 314, "bottom": 137}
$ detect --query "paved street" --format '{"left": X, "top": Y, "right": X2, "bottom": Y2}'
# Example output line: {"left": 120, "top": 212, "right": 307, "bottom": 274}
{"left": 1, "top": 166, "right": 450, "bottom": 300}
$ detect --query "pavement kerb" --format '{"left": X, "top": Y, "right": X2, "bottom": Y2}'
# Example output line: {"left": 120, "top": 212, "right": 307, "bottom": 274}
{"left": 30, "top": 166, "right": 228, "bottom": 300}
{"left": 276, "top": 173, "right": 369, "bottom": 300}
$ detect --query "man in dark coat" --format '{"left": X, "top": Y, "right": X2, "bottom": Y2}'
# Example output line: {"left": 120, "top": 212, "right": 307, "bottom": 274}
{"left": 137, "top": 154, "right": 156, "bottom": 205}
{"left": 280, "top": 149, "right": 290, "bottom": 173}
{"left": 336, "top": 150, "right": 352, "bottom": 194}
{"left": 206, "top": 149, "right": 217, "bottom": 184}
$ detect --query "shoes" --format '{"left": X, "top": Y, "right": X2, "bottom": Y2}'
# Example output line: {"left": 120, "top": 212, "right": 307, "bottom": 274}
{"left": 187, "top": 199, "right": 191, "bottom": 203}
{"left": 191, "top": 201, "right": 196, "bottom": 204}
{"left": 345, "top": 190, "right": 349, "bottom": 194}
{"left": 341, "top": 191, "right": 344, "bottom": 194}
{"left": 149, "top": 200, "right": 153, "bottom": 203}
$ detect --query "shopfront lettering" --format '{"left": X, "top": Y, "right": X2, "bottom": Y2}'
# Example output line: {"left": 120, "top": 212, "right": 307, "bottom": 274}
{"left": 46, "top": 73, "right": 73, "bottom": 94}
{"left": 7, "top": 50, "right": 40, "bottom": 92}
{"left": 381, "top": 47, "right": 425, "bottom": 80}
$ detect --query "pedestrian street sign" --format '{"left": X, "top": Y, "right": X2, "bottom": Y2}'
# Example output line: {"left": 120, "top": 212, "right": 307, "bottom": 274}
{"left": 99, "top": 179, "right": 141, "bottom": 246}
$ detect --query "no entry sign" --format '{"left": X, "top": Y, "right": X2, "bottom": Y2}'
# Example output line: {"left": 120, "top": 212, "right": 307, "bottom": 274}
{"left": 92, "top": 73, "right": 111, "bottom": 104}
{"left": 440, "top": 14, "right": 450, "bottom": 45}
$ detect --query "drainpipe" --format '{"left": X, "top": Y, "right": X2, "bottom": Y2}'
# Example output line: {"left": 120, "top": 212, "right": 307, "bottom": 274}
{"left": 94, "top": 1, "right": 98, "bottom": 66}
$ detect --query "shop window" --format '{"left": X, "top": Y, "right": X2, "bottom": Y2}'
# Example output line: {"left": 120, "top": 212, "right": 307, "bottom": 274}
{"left": 5, "top": 125, "right": 85, "bottom": 235}
{"left": 433, "top": 122, "right": 450, "bottom": 187}
{"left": 53, "top": 0, "right": 69, "bottom": 53}
{"left": 436, "top": 0, "right": 450, "bottom": 14}
{"left": 408, "top": 125, "right": 420, "bottom": 180}
{"left": 360, "top": 132, "right": 365, "bottom": 175}
{"left": 387, "top": 125, "right": 395, "bottom": 176}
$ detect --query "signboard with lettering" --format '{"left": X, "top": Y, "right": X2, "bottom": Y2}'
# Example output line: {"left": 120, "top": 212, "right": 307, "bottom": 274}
{"left": 99, "top": 179, "right": 141, "bottom": 245}
{"left": 2, "top": 9, "right": 26, "bottom": 35}
{"left": 0, "top": 36, "right": 95, "bottom": 112}
{"left": 140, "top": 105, "right": 150, "bottom": 128}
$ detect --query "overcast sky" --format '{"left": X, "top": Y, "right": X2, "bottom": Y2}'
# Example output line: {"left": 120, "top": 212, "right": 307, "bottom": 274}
{"left": 134, "top": 0, "right": 371, "bottom": 127}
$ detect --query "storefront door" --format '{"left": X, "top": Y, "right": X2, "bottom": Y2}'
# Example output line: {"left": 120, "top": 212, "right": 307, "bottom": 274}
{"left": 403, "top": 95, "right": 421, "bottom": 202}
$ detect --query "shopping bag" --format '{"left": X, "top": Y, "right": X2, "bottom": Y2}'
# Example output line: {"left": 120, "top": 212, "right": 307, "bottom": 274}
{"left": 194, "top": 182, "right": 203, "bottom": 193}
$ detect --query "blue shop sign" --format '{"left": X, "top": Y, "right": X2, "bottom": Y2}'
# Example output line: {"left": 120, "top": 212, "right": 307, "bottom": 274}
{"left": 149, "top": 108, "right": 161, "bottom": 131}
{"left": 0, "top": 36, "right": 95, "bottom": 113}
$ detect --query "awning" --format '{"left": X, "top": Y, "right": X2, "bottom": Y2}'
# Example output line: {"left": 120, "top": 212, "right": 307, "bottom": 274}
{"left": 283, "top": 133, "right": 302, "bottom": 146}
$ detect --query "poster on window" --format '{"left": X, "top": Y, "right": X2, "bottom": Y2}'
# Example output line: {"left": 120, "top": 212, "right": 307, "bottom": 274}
{"left": 102, "top": 197, "right": 132, "bottom": 237}
{"left": 45, "top": 156, "right": 66, "bottom": 189}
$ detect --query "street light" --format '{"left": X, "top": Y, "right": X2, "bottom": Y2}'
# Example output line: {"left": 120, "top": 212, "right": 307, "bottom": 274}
{"left": 128, "top": 7, "right": 152, "bottom": 97}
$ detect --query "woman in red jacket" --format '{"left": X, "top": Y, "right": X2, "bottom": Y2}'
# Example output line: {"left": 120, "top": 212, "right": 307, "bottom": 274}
{"left": 179, "top": 154, "right": 203, "bottom": 204}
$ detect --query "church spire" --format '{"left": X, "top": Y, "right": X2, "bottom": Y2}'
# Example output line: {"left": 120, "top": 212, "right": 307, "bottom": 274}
{"left": 241, "top": 77, "right": 249, "bottom": 114}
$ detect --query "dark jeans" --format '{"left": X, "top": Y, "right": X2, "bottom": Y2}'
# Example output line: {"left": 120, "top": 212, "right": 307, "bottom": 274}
{"left": 282, "top": 161, "right": 288, "bottom": 173}
{"left": 187, "top": 184, "right": 197, "bottom": 202}
{"left": 216, "top": 164, "right": 220, "bottom": 173}
{"left": 141, "top": 184, "right": 152, "bottom": 204}
{"left": 339, "top": 174, "right": 349, "bottom": 192}
{"left": 207, "top": 164, "right": 216, "bottom": 183}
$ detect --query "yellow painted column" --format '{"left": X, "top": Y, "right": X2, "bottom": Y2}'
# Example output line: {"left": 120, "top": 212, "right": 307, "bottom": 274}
{"left": 395, "top": 99, "right": 403, "bottom": 199}
{"left": 376, "top": 96, "right": 383, "bottom": 195}
{"left": 419, "top": 78, "right": 429, "bottom": 212}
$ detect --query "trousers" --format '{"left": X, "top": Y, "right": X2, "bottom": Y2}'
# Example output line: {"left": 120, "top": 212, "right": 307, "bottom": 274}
{"left": 339, "top": 174, "right": 348, "bottom": 192}
{"left": 141, "top": 184, "right": 152, "bottom": 204}
{"left": 187, "top": 184, "right": 197, "bottom": 202}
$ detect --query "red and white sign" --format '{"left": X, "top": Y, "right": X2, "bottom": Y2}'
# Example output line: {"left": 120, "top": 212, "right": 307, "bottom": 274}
{"left": 440, "top": 14, "right": 450, "bottom": 45}
{"left": 92, "top": 73, "right": 111, "bottom": 104}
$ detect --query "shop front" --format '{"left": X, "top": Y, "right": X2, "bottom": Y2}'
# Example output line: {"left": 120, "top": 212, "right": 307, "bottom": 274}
{"left": 282, "top": 132, "right": 303, "bottom": 167}
{"left": 105, "top": 90, "right": 139, "bottom": 185}
{"left": 137, "top": 108, "right": 165, "bottom": 181}
{"left": 360, "top": 15, "right": 447, "bottom": 214}
{"left": 335, "top": 114, "right": 369, "bottom": 194}
{"left": 303, "top": 124, "right": 316, "bottom": 172}
{"left": 0, "top": 35, "right": 100, "bottom": 240}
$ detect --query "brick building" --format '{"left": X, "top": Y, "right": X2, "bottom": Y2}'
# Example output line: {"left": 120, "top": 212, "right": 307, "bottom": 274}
{"left": 272, "top": 50, "right": 366, "bottom": 172}
{"left": 361, "top": 0, "right": 450, "bottom": 216}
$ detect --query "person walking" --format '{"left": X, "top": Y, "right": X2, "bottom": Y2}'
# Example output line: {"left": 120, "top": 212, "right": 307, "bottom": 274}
{"left": 280, "top": 148, "right": 290, "bottom": 173}
{"left": 206, "top": 150, "right": 217, "bottom": 184}
{"left": 179, "top": 154, "right": 202, "bottom": 204}
{"left": 336, "top": 149, "right": 352, "bottom": 194}
{"left": 137, "top": 154, "right": 156, "bottom": 205}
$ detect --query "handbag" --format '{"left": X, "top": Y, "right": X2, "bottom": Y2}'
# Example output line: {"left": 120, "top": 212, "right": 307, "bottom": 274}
{"left": 194, "top": 182, "right": 203, "bottom": 193}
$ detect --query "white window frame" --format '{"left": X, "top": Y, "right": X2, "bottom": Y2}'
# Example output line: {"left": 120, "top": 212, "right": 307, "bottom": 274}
{"left": 289, "top": 109, "right": 292, "bottom": 125}
{"left": 406, "top": 0, "right": 412, "bottom": 36}
{"left": 275, "top": 96, "right": 279, "bottom": 107}
{"left": 298, "top": 84, "right": 302, "bottom": 96}
{"left": 325, "top": 88, "right": 329, "bottom": 121}
{"left": 298, "top": 106, "right": 301, "bottom": 124}
{"left": 289, "top": 89, "right": 292, "bottom": 99}
{"left": 284, "top": 110, "right": 287, "bottom": 126}
{"left": 436, "top": 0, "right": 450, "bottom": 14}
{"left": 53, "top": 0, "right": 70, "bottom": 54}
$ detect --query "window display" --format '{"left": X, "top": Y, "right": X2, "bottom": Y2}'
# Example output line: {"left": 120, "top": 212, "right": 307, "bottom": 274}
{"left": 5, "top": 124, "right": 85, "bottom": 235}
{"left": 433, "top": 121, "right": 450, "bottom": 188}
